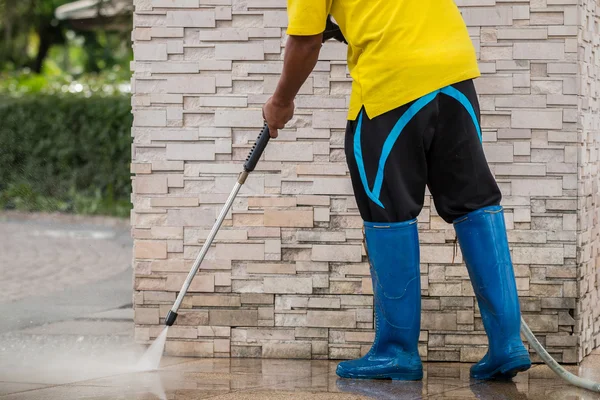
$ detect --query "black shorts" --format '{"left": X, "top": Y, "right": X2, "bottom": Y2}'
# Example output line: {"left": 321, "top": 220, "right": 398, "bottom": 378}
{"left": 345, "top": 79, "right": 501, "bottom": 224}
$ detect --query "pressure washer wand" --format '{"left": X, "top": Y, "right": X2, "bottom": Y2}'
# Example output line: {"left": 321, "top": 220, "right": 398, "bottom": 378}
{"left": 165, "top": 124, "right": 270, "bottom": 327}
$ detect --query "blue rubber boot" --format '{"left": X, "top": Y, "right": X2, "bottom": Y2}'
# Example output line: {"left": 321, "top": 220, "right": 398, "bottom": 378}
{"left": 336, "top": 219, "right": 422, "bottom": 380}
{"left": 454, "top": 206, "right": 531, "bottom": 380}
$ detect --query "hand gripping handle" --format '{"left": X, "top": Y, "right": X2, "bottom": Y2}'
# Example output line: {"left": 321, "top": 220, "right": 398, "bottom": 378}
{"left": 243, "top": 123, "right": 270, "bottom": 173}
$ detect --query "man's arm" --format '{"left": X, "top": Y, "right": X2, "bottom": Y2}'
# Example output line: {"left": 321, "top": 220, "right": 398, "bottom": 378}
{"left": 274, "top": 33, "right": 323, "bottom": 105}
{"left": 262, "top": 33, "right": 323, "bottom": 138}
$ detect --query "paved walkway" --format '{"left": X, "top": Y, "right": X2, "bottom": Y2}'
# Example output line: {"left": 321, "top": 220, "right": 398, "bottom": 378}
{"left": 1, "top": 354, "right": 600, "bottom": 399}
{"left": 0, "top": 212, "right": 131, "bottom": 303}
{"left": 0, "top": 212, "right": 133, "bottom": 334}
{"left": 0, "top": 212, "right": 139, "bottom": 397}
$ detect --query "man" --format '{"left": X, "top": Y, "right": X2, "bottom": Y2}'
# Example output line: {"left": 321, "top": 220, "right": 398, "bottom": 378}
{"left": 262, "top": 0, "right": 531, "bottom": 381}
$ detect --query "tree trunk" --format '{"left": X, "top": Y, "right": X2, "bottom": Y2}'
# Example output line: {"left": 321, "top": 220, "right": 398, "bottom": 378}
{"left": 32, "top": 24, "right": 56, "bottom": 74}
{"left": 32, "top": 31, "right": 49, "bottom": 73}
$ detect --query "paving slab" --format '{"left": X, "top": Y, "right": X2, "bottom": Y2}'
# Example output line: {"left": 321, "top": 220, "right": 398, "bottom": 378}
{"left": 0, "top": 213, "right": 133, "bottom": 334}
{"left": 0, "top": 383, "right": 50, "bottom": 397}
{"left": 18, "top": 320, "right": 133, "bottom": 336}
{"left": 85, "top": 308, "right": 135, "bottom": 321}
{"left": 0, "top": 213, "right": 131, "bottom": 304}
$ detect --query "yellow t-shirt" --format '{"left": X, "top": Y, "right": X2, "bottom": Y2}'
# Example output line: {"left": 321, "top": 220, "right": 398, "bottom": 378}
{"left": 286, "top": 0, "right": 480, "bottom": 120}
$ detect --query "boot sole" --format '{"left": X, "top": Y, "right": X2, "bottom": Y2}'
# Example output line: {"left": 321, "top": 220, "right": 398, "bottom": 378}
{"left": 337, "top": 370, "right": 423, "bottom": 381}
{"left": 471, "top": 357, "right": 531, "bottom": 380}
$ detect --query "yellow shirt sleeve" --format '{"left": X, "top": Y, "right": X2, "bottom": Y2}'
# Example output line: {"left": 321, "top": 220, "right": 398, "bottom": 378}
{"left": 286, "top": 0, "right": 331, "bottom": 36}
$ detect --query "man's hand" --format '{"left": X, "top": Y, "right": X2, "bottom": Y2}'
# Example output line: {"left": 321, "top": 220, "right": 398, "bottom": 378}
{"left": 261, "top": 33, "right": 322, "bottom": 139}
{"left": 262, "top": 97, "right": 294, "bottom": 138}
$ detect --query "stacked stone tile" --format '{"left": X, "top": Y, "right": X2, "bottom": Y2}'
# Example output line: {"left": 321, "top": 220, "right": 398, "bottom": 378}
{"left": 131, "top": 0, "right": 595, "bottom": 362}
{"left": 577, "top": 0, "right": 600, "bottom": 361}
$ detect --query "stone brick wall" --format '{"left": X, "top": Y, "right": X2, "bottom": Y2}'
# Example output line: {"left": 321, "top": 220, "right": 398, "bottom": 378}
{"left": 577, "top": 0, "right": 600, "bottom": 360}
{"left": 468, "top": 1, "right": 581, "bottom": 364}
{"left": 131, "top": 0, "right": 589, "bottom": 362}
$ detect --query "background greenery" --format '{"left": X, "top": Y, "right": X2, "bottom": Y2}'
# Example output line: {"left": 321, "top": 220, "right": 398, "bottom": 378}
{"left": 0, "top": 0, "right": 133, "bottom": 217}
{"left": 0, "top": 95, "right": 133, "bottom": 217}
{"left": 0, "top": 0, "right": 132, "bottom": 76}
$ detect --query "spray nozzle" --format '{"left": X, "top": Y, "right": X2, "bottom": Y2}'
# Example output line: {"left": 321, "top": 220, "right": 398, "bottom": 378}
{"left": 165, "top": 310, "right": 177, "bottom": 326}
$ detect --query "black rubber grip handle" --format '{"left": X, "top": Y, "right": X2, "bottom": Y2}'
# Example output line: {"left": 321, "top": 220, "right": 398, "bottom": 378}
{"left": 243, "top": 123, "right": 270, "bottom": 172}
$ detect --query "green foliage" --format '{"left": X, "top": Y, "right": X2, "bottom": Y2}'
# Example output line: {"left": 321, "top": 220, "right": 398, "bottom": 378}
{"left": 0, "top": 67, "right": 130, "bottom": 97}
{"left": 0, "top": 0, "right": 72, "bottom": 72}
{"left": 0, "top": 1, "right": 133, "bottom": 217}
{"left": 0, "top": 0, "right": 132, "bottom": 75}
{"left": 0, "top": 94, "right": 133, "bottom": 217}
